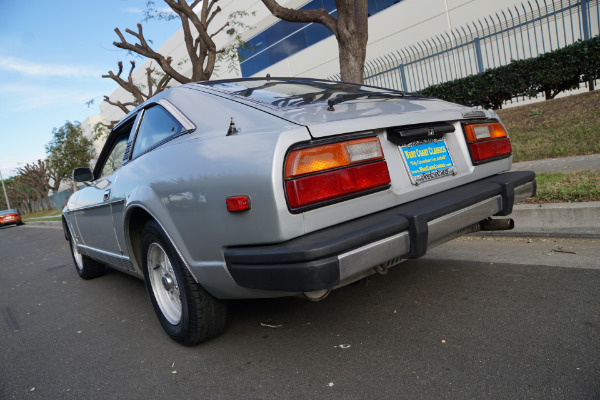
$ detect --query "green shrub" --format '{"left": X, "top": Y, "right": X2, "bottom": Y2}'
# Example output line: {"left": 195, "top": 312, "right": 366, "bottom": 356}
{"left": 420, "top": 35, "right": 600, "bottom": 109}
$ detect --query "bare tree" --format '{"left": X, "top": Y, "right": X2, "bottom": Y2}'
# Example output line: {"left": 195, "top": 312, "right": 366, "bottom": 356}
{"left": 103, "top": 0, "right": 253, "bottom": 123}
{"left": 35, "top": 160, "right": 64, "bottom": 208}
{"left": 103, "top": 60, "right": 173, "bottom": 115}
{"left": 17, "top": 163, "right": 49, "bottom": 211}
{"left": 113, "top": 0, "right": 223, "bottom": 84}
{"left": 260, "top": 0, "right": 368, "bottom": 84}
{"left": 3, "top": 177, "right": 33, "bottom": 214}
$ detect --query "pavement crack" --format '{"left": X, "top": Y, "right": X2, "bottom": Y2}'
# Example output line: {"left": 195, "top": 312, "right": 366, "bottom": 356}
{"left": 2, "top": 306, "right": 21, "bottom": 331}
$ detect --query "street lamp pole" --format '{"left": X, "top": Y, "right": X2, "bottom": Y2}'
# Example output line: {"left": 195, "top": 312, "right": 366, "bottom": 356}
{"left": 0, "top": 168, "right": 11, "bottom": 210}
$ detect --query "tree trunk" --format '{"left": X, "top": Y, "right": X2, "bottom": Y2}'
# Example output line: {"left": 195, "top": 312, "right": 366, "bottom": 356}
{"left": 43, "top": 192, "right": 52, "bottom": 210}
{"left": 337, "top": 34, "right": 367, "bottom": 83}
{"left": 336, "top": 0, "right": 368, "bottom": 84}
{"left": 32, "top": 191, "right": 44, "bottom": 211}
{"left": 260, "top": 0, "right": 368, "bottom": 84}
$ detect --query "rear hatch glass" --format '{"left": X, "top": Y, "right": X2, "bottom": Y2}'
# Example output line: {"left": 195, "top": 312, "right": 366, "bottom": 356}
{"left": 202, "top": 79, "right": 410, "bottom": 110}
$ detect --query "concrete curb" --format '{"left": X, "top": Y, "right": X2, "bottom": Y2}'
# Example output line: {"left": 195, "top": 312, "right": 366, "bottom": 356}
{"left": 508, "top": 154, "right": 600, "bottom": 238}
{"left": 23, "top": 220, "right": 62, "bottom": 227}
{"left": 482, "top": 201, "right": 600, "bottom": 238}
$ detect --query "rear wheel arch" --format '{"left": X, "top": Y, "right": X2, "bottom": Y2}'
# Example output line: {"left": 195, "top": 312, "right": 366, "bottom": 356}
{"left": 62, "top": 216, "right": 70, "bottom": 241}
{"left": 126, "top": 206, "right": 155, "bottom": 273}
{"left": 125, "top": 205, "right": 198, "bottom": 283}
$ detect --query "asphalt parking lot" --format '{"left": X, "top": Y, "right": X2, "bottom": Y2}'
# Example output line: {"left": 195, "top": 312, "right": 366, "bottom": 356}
{"left": 1, "top": 225, "right": 599, "bottom": 399}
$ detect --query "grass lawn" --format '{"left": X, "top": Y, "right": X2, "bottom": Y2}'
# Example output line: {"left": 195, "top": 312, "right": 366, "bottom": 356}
{"left": 523, "top": 170, "right": 600, "bottom": 203}
{"left": 22, "top": 209, "right": 62, "bottom": 222}
{"left": 497, "top": 90, "right": 600, "bottom": 162}
{"left": 496, "top": 90, "right": 600, "bottom": 202}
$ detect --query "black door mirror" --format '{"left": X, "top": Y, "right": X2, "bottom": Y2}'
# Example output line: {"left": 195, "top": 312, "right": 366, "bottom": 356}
{"left": 73, "top": 167, "right": 94, "bottom": 183}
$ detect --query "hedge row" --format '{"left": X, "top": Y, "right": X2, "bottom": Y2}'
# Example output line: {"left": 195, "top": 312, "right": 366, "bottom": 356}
{"left": 420, "top": 35, "right": 600, "bottom": 109}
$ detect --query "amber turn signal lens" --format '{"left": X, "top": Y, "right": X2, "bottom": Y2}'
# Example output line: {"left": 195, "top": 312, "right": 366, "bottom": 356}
{"left": 464, "top": 122, "right": 508, "bottom": 143}
{"left": 285, "top": 137, "right": 383, "bottom": 178}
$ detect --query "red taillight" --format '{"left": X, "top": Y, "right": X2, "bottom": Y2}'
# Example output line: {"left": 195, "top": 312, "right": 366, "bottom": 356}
{"left": 469, "top": 138, "right": 512, "bottom": 163}
{"left": 286, "top": 161, "right": 390, "bottom": 209}
{"left": 284, "top": 137, "right": 390, "bottom": 210}
{"left": 463, "top": 122, "right": 512, "bottom": 164}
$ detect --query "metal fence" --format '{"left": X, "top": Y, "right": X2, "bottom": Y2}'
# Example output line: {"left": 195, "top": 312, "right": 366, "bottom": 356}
{"left": 48, "top": 188, "right": 72, "bottom": 210}
{"left": 330, "top": 0, "right": 599, "bottom": 93}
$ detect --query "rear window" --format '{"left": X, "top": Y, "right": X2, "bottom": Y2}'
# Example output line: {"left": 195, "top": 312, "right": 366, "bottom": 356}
{"left": 131, "top": 105, "right": 183, "bottom": 159}
{"left": 203, "top": 79, "right": 388, "bottom": 109}
{"left": 0, "top": 210, "right": 18, "bottom": 215}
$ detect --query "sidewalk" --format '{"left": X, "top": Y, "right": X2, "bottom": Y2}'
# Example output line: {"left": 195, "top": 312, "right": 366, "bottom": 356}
{"left": 511, "top": 154, "right": 600, "bottom": 173}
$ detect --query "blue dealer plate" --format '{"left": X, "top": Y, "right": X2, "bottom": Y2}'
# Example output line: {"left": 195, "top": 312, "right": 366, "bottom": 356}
{"left": 400, "top": 140, "right": 456, "bottom": 185}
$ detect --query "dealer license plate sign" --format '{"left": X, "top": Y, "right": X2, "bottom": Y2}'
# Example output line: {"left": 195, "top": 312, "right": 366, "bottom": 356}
{"left": 400, "top": 140, "right": 457, "bottom": 185}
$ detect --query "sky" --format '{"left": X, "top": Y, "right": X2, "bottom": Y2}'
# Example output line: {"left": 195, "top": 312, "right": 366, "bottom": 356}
{"left": 0, "top": 0, "right": 182, "bottom": 178}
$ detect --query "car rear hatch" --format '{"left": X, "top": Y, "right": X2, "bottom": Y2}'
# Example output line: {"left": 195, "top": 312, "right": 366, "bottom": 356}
{"left": 195, "top": 78, "right": 522, "bottom": 230}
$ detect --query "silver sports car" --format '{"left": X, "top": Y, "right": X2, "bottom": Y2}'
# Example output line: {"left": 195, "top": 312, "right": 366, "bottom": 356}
{"left": 63, "top": 78, "right": 535, "bottom": 345}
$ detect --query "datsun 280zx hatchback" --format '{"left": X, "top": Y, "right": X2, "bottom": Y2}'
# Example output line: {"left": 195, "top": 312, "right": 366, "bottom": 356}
{"left": 63, "top": 78, "right": 535, "bottom": 345}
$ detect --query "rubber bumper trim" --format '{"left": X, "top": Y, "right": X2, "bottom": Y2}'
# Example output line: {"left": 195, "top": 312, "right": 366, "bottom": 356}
{"left": 226, "top": 257, "right": 340, "bottom": 293}
{"left": 225, "top": 170, "right": 535, "bottom": 292}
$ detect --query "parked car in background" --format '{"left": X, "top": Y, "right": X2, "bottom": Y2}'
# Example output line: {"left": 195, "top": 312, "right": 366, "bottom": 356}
{"left": 62, "top": 78, "right": 536, "bottom": 346}
{"left": 0, "top": 209, "right": 23, "bottom": 227}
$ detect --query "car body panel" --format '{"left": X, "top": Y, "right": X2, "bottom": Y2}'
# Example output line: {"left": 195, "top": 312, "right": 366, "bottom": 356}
{"left": 71, "top": 174, "right": 124, "bottom": 257}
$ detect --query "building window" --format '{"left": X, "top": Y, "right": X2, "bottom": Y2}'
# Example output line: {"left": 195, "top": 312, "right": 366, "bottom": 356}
{"left": 239, "top": 0, "right": 404, "bottom": 77}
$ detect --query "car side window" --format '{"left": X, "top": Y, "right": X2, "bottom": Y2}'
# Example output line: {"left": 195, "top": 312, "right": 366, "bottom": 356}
{"left": 99, "top": 121, "right": 134, "bottom": 178}
{"left": 131, "top": 105, "right": 183, "bottom": 159}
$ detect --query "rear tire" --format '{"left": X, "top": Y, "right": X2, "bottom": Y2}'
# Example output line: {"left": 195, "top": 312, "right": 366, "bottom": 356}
{"left": 141, "top": 220, "right": 227, "bottom": 346}
{"left": 68, "top": 231, "right": 106, "bottom": 280}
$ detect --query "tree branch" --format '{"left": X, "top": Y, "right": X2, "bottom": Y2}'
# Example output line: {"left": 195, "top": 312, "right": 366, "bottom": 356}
{"left": 103, "top": 95, "right": 136, "bottom": 114}
{"left": 113, "top": 25, "right": 190, "bottom": 84}
{"left": 210, "top": 22, "right": 229, "bottom": 39}
{"left": 260, "top": 0, "right": 338, "bottom": 36}
{"left": 102, "top": 61, "right": 146, "bottom": 104}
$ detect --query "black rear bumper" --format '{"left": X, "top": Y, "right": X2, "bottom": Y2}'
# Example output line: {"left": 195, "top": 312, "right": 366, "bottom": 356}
{"left": 225, "top": 171, "right": 536, "bottom": 292}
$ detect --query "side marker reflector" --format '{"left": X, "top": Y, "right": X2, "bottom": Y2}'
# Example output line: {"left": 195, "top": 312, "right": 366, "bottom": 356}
{"left": 226, "top": 196, "right": 251, "bottom": 212}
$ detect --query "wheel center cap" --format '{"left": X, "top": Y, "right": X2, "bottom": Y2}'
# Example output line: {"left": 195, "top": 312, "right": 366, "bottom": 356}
{"left": 162, "top": 274, "right": 174, "bottom": 291}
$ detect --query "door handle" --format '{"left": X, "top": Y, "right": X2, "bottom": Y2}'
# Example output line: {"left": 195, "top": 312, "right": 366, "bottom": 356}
{"left": 103, "top": 189, "right": 111, "bottom": 201}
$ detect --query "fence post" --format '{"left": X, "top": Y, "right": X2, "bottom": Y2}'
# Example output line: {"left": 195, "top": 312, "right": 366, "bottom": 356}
{"left": 581, "top": 0, "right": 590, "bottom": 40}
{"left": 399, "top": 64, "right": 408, "bottom": 92}
{"left": 474, "top": 38, "right": 485, "bottom": 73}
{"left": 580, "top": 0, "right": 594, "bottom": 90}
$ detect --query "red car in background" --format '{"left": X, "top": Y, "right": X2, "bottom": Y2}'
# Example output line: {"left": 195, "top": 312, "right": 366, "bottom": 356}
{"left": 0, "top": 209, "right": 23, "bottom": 227}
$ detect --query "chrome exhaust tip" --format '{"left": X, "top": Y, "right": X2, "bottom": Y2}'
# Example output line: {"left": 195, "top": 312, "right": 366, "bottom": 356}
{"left": 479, "top": 218, "right": 515, "bottom": 231}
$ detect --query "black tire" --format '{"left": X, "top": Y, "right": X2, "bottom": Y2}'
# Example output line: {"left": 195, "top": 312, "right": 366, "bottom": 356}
{"left": 141, "top": 220, "right": 227, "bottom": 346}
{"left": 68, "top": 230, "right": 106, "bottom": 280}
